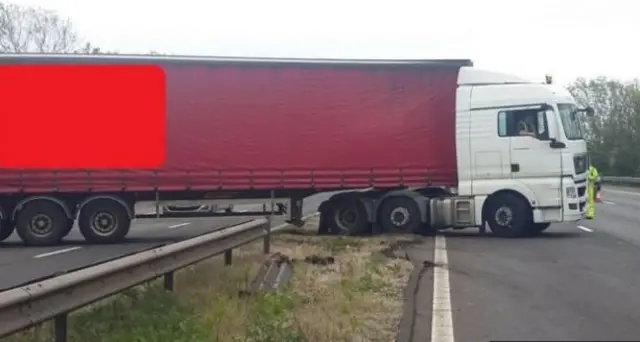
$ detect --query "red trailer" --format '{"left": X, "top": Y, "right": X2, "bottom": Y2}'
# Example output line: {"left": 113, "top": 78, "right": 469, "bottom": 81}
{"left": 0, "top": 54, "right": 472, "bottom": 246}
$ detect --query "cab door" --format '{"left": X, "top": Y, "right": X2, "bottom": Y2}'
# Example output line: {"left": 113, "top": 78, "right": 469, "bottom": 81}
{"left": 499, "top": 106, "right": 563, "bottom": 209}
{"left": 469, "top": 108, "right": 512, "bottom": 194}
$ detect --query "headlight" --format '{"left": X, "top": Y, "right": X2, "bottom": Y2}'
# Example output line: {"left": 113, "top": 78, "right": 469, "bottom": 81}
{"left": 566, "top": 186, "right": 577, "bottom": 198}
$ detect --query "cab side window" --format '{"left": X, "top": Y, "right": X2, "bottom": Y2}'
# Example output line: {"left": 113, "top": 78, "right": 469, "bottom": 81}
{"left": 497, "top": 109, "right": 549, "bottom": 140}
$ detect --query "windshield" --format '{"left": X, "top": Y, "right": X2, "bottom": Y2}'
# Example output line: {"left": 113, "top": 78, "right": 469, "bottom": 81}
{"left": 557, "top": 103, "right": 584, "bottom": 140}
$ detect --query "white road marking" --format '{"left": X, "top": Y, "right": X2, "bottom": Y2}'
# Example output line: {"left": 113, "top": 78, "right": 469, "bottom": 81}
{"left": 577, "top": 225, "right": 594, "bottom": 233}
{"left": 603, "top": 188, "right": 640, "bottom": 197}
{"left": 34, "top": 246, "right": 82, "bottom": 259}
{"left": 431, "top": 235, "right": 454, "bottom": 342}
{"left": 602, "top": 200, "right": 616, "bottom": 205}
{"left": 168, "top": 222, "right": 190, "bottom": 229}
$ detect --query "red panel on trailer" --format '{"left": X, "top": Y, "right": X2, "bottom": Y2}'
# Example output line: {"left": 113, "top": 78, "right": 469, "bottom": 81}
{"left": 0, "top": 56, "right": 466, "bottom": 193}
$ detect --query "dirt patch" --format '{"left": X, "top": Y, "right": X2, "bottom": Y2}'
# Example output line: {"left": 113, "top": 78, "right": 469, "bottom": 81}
{"left": 8, "top": 216, "right": 418, "bottom": 342}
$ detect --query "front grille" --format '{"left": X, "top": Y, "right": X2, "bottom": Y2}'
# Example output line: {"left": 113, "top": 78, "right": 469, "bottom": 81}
{"left": 577, "top": 186, "right": 586, "bottom": 197}
{"left": 573, "top": 154, "right": 587, "bottom": 174}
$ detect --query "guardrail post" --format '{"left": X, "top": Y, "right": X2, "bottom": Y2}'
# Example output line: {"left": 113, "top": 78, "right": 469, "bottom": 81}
{"left": 263, "top": 190, "right": 274, "bottom": 254}
{"left": 163, "top": 272, "right": 174, "bottom": 292}
{"left": 54, "top": 313, "right": 67, "bottom": 342}
{"left": 224, "top": 249, "right": 232, "bottom": 265}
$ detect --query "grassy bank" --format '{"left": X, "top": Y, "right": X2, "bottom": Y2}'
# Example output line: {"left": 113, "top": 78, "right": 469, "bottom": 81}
{"left": 7, "top": 217, "right": 416, "bottom": 342}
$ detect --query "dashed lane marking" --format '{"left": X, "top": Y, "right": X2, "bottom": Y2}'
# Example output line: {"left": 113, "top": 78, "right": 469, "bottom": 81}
{"left": 168, "top": 222, "right": 191, "bottom": 229}
{"left": 577, "top": 225, "right": 594, "bottom": 233}
{"left": 34, "top": 246, "right": 82, "bottom": 259}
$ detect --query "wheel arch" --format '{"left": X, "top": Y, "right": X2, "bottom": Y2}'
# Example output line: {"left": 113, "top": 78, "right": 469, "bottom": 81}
{"left": 374, "top": 189, "right": 428, "bottom": 223}
{"left": 11, "top": 196, "right": 73, "bottom": 221}
{"left": 319, "top": 191, "right": 375, "bottom": 221}
{"left": 481, "top": 189, "right": 532, "bottom": 223}
{"left": 78, "top": 195, "right": 134, "bottom": 220}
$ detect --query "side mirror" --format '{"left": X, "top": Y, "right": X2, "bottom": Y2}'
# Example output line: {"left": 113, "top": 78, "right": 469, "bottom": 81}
{"left": 585, "top": 106, "right": 595, "bottom": 117}
{"left": 572, "top": 106, "right": 595, "bottom": 118}
{"left": 545, "top": 109, "right": 566, "bottom": 149}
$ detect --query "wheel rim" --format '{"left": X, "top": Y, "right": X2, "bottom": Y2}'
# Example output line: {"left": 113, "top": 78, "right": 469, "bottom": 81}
{"left": 334, "top": 206, "right": 359, "bottom": 233}
{"left": 29, "top": 214, "right": 54, "bottom": 236}
{"left": 389, "top": 207, "right": 410, "bottom": 227}
{"left": 494, "top": 206, "right": 513, "bottom": 227}
{"left": 90, "top": 212, "right": 118, "bottom": 236}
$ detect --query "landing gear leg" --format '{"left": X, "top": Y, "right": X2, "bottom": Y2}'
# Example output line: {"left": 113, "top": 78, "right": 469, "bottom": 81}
{"left": 288, "top": 196, "right": 304, "bottom": 227}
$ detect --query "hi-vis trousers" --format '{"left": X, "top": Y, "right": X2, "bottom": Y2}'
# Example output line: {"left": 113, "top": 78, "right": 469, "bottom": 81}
{"left": 586, "top": 183, "right": 595, "bottom": 219}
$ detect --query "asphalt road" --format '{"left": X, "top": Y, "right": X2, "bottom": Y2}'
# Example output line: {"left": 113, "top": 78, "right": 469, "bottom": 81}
{"left": 399, "top": 184, "right": 640, "bottom": 342}
{"left": 0, "top": 193, "right": 331, "bottom": 291}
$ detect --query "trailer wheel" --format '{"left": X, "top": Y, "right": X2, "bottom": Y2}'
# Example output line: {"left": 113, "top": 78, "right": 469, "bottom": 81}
{"left": 15, "top": 201, "right": 68, "bottom": 246}
{"left": 327, "top": 197, "right": 369, "bottom": 235}
{"left": 78, "top": 199, "right": 131, "bottom": 244}
{"left": 378, "top": 196, "right": 422, "bottom": 233}
{"left": 0, "top": 220, "right": 15, "bottom": 242}
{"left": 486, "top": 193, "right": 531, "bottom": 238}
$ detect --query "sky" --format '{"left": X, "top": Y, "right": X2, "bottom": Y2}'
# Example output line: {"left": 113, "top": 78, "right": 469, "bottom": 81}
{"left": 10, "top": 0, "right": 640, "bottom": 86}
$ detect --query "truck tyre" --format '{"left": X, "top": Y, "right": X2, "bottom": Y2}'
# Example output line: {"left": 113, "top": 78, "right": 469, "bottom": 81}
{"left": 15, "top": 201, "right": 68, "bottom": 246}
{"left": 378, "top": 196, "right": 422, "bottom": 233}
{"left": 326, "top": 197, "right": 369, "bottom": 235}
{"left": 486, "top": 193, "right": 531, "bottom": 238}
{"left": 529, "top": 222, "right": 551, "bottom": 234}
{"left": 317, "top": 212, "right": 331, "bottom": 235}
{"left": 78, "top": 199, "right": 131, "bottom": 244}
{"left": 0, "top": 220, "right": 15, "bottom": 242}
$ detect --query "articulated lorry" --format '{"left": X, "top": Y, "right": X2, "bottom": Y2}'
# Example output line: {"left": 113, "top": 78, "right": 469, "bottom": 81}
{"left": 0, "top": 54, "right": 590, "bottom": 246}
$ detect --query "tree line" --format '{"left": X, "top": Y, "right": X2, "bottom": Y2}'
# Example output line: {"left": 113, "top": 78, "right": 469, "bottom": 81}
{"left": 0, "top": 2, "right": 162, "bottom": 54}
{"left": 569, "top": 79, "right": 640, "bottom": 176}
{"left": 2, "top": 2, "right": 638, "bottom": 177}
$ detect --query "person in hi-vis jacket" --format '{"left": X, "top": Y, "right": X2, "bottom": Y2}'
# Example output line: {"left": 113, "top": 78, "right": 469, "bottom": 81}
{"left": 586, "top": 165, "right": 600, "bottom": 219}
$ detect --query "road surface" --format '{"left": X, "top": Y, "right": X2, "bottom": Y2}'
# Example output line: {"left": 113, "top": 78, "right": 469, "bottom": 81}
{"left": 398, "top": 184, "right": 640, "bottom": 341}
{"left": 0, "top": 193, "right": 330, "bottom": 290}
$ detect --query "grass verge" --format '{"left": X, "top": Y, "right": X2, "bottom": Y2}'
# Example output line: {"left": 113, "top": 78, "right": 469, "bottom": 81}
{"left": 6, "top": 216, "right": 417, "bottom": 342}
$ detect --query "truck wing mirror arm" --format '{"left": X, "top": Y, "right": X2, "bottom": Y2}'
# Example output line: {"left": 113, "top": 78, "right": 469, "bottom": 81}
{"left": 572, "top": 106, "right": 595, "bottom": 118}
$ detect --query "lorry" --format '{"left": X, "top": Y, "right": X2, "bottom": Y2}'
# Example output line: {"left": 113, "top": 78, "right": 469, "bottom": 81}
{"left": 0, "top": 54, "right": 590, "bottom": 246}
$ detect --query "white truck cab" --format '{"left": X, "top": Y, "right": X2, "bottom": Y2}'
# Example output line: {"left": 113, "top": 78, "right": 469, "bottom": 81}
{"left": 316, "top": 64, "right": 590, "bottom": 238}
{"left": 455, "top": 67, "right": 589, "bottom": 236}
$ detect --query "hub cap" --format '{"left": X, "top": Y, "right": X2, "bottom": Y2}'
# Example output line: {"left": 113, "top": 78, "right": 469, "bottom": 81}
{"left": 30, "top": 214, "right": 53, "bottom": 236}
{"left": 494, "top": 206, "right": 513, "bottom": 226}
{"left": 91, "top": 212, "right": 118, "bottom": 236}
{"left": 390, "top": 207, "right": 410, "bottom": 227}
{"left": 334, "top": 207, "right": 359, "bottom": 233}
